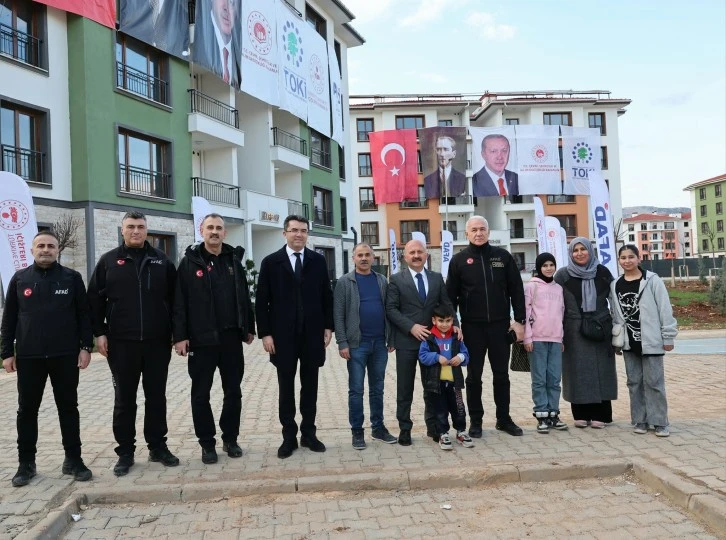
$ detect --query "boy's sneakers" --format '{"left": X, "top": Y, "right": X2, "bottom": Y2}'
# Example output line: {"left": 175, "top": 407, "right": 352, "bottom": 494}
{"left": 633, "top": 423, "right": 648, "bottom": 434}
{"left": 439, "top": 433, "right": 453, "bottom": 450}
{"left": 549, "top": 413, "right": 568, "bottom": 431}
{"left": 655, "top": 426, "right": 670, "bottom": 437}
{"left": 534, "top": 412, "right": 549, "bottom": 434}
{"left": 456, "top": 431, "right": 474, "bottom": 448}
{"left": 352, "top": 430, "right": 366, "bottom": 450}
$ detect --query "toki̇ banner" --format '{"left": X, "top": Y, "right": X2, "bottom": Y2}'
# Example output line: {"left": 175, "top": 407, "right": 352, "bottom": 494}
{"left": 420, "top": 127, "right": 467, "bottom": 199}
{"left": 589, "top": 170, "right": 617, "bottom": 276}
{"left": 120, "top": 0, "right": 190, "bottom": 58}
{"left": 276, "top": 1, "right": 307, "bottom": 121}
{"left": 328, "top": 43, "right": 345, "bottom": 148}
{"left": 514, "top": 124, "right": 561, "bottom": 196}
{"left": 469, "top": 126, "right": 519, "bottom": 197}
{"left": 369, "top": 129, "right": 418, "bottom": 204}
{"left": 562, "top": 126, "right": 602, "bottom": 196}
{"left": 35, "top": 0, "right": 115, "bottom": 29}
{"left": 240, "top": 0, "right": 279, "bottom": 106}
{"left": 0, "top": 172, "right": 38, "bottom": 295}
{"left": 305, "top": 24, "right": 331, "bottom": 137}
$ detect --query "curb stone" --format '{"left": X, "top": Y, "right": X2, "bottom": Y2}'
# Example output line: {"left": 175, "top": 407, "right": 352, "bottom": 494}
{"left": 14, "top": 495, "right": 83, "bottom": 540}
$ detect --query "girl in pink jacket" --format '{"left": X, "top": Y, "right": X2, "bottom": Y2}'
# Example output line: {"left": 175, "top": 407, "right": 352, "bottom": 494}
{"left": 524, "top": 253, "right": 566, "bottom": 434}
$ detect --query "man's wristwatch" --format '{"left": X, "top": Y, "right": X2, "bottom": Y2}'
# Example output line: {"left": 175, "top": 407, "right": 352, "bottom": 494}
{"left": 80, "top": 346, "right": 93, "bottom": 353}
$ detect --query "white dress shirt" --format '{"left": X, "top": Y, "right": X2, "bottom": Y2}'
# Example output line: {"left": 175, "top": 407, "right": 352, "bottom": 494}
{"left": 485, "top": 165, "right": 509, "bottom": 195}
{"left": 407, "top": 267, "right": 428, "bottom": 296}
{"left": 286, "top": 246, "right": 304, "bottom": 271}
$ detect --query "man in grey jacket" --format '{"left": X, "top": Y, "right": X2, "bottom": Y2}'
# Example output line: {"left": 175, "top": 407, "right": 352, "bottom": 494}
{"left": 334, "top": 243, "right": 397, "bottom": 449}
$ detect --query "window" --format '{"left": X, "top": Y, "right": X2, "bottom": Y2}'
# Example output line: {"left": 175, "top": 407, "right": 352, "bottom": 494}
{"left": 628, "top": 234, "right": 635, "bottom": 242}
{"left": 702, "top": 239, "right": 709, "bottom": 250}
{"left": 400, "top": 220, "right": 430, "bottom": 244}
{"left": 653, "top": 254, "right": 659, "bottom": 260}
{"left": 361, "top": 222, "right": 379, "bottom": 245}
{"left": 438, "top": 119, "right": 453, "bottom": 127}
{"left": 651, "top": 222, "right": 658, "bottom": 230}
{"left": 505, "top": 118, "right": 520, "bottom": 125}
{"left": 641, "top": 233, "right": 647, "bottom": 241}
{"left": 556, "top": 215, "right": 576, "bottom": 236}
{"left": 310, "top": 130, "right": 331, "bottom": 169}
{"left": 543, "top": 112, "right": 572, "bottom": 126}
{"left": 716, "top": 184, "right": 723, "bottom": 197}
{"left": 333, "top": 40, "right": 342, "bottom": 71}
{"left": 400, "top": 186, "right": 427, "bottom": 208}
{"left": 0, "top": 0, "right": 44, "bottom": 68}
{"left": 443, "top": 220, "right": 458, "bottom": 238}
{"left": 417, "top": 150, "right": 422, "bottom": 173}
{"left": 685, "top": 242, "right": 690, "bottom": 247}
{"left": 664, "top": 222, "right": 675, "bottom": 229}
{"left": 357, "top": 153, "right": 372, "bottom": 176}
{"left": 588, "top": 113, "right": 606, "bottom": 135}
{"left": 356, "top": 118, "right": 374, "bottom": 142}
{"left": 652, "top": 233, "right": 659, "bottom": 240}
{"left": 642, "top": 244, "right": 649, "bottom": 251}
{"left": 147, "top": 232, "right": 176, "bottom": 263}
{"left": 510, "top": 218, "right": 525, "bottom": 239}
{"left": 0, "top": 100, "right": 47, "bottom": 184}
{"left": 315, "top": 247, "right": 335, "bottom": 280}
{"left": 118, "top": 129, "right": 172, "bottom": 199}
{"left": 305, "top": 4, "right": 326, "bottom": 38}
{"left": 312, "top": 186, "right": 333, "bottom": 227}
{"left": 628, "top": 224, "right": 634, "bottom": 231}
{"left": 717, "top": 220, "right": 724, "bottom": 232}
{"left": 395, "top": 115, "right": 424, "bottom": 130}
{"left": 664, "top": 242, "right": 675, "bottom": 250}
{"left": 717, "top": 202, "right": 723, "bottom": 215}
{"left": 640, "top": 223, "right": 647, "bottom": 231}
{"left": 342, "top": 249, "right": 349, "bottom": 274}
{"left": 651, "top": 243, "right": 660, "bottom": 251}
{"left": 701, "top": 222, "right": 709, "bottom": 233}
{"left": 719, "top": 238, "right": 725, "bottom": 250}
{"left": 547, "top": 195, "right": 576, "bottom": 204}
{"left": 684, "top": 221, "right": 689, "bottom": 227}
{"left": 685, "top": 231, "right": 690, "bottom": 237}
{"left": 340, "top": 197, "right": 347, "bottom": 231}
{"left": 701, "top": 205, "right": 707, "bottom": 217}
{"left": 338, "top": 146, "right": 345, "bottom": 180}
{"left": 116, "top": 34, "right": 169, "bottom": 105}
{"left": 359, "top": 187, "right": 376, "bottom": 210}
{"left": 600, "top": 146, "right": 608, "bottom": 169}
{"left": 699, "top": 188, "right": 706, "bottom": 200}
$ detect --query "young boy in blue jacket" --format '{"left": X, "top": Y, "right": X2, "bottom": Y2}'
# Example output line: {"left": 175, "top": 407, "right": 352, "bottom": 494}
{"left": 418, "top": 304, "right": 474, "bottom": 450}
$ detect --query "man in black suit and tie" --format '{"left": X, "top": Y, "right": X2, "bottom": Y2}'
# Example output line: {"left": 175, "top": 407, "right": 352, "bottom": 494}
{"left": 423, "top": 135, "right": 467, "bottom": 199}
{"left": 120, "top": 0, "right": 189, "bottom": 58}
{"left": 472, "top": 134, "right": 519, "bottom": 197}
{"left": 192, "top": 0, "right": 241, "bottom": 87}
{"left": 385, "top": 239, "right": 460, "bottom": 446}
{"left": 255, "top": 215, "right": 334, "bottom": 459}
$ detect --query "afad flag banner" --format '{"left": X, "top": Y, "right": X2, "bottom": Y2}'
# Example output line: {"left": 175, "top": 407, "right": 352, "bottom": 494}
{"left": 369, "top": 129, "right": 418, "bottom": 204}
{"left": 304, "top": 24, "right": 331, "bottom": 137}
{"left": 192, "top": 196, "right": 213, "bottom": 243}
{"left": 441, "top": 229, "right": 454, "bottom": 280}
{"left": 544, "top": 216, "right": 567, "bottom": 270}
{"left": 328, "top": 43, "right": 345, "bottom": 148}
{"left": 469, "top": 126, "right": 519, "bottom": 198}
{"left": 562, "top": 126, "right": 602, "bottom": 196}
{"left": 533, "top": 195, "right": 548, "bottom": 255}
{"left": 419, "top": 127, "right": 467, "bottom": 199}
{"left": 276, "top": 1, "right": 307, "bottom": 121}
{"left": 514, "top": 124, "right": 561, "bottom": 196}
{"left": 589, "top": 171, "right": 617, "bottom": 277}
{"left": 35, "top": 0, "right": 115, "bottom": 29}
{"left": 120, "top": 0, "right": 189, "bottom": 59}
{"left": 389, "top": 229, "right": 399, "bottom": 275}
{"left": 0, "top": 172, "right": 38, "bottom": 296}
{"left": 240, "top": 0, "right": 280, "bottom": 106}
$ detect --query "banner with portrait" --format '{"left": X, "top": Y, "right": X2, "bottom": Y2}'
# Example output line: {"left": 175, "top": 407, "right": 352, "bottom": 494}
{"left": 192, "top": 0, "right": 242, "bottom": 86}
{"left": 276, "top": 1, "right": 308, "bottom": 121}
{"left": 119, "top": 0, "right": 189, "bottom": 59}
{"left": 420, "top": 127, "right": 467, "bottom": 199}
{"left": 514, "top": 124, "right": 561, "bottom": 195}
{"left": 240, "top": 0, "right": 279, "bottom": 105}
{"left": 304, "top": 24, "right": 331, "bottom": 137}
{"left": 328, "top": 43, "right": 345, "bottom": 148}
{"left": 561, "top": 126, "right": 602, "bottom": 196}
{"left": 469, "top": 126, "right": 519, "bottom": 197}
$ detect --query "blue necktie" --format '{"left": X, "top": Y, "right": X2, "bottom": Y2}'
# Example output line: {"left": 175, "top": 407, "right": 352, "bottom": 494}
{"left": 416, "top": 273, "right": 426, "bottom": 303}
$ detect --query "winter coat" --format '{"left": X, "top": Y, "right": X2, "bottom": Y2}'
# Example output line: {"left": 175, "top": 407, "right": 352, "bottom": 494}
{"left": 523, "top": 277, "right": 565, "bottom": 345}
{"left": 333, "top": 270, "right": 391, "bottom": 351}
{"left": 418, "top": 331, "right": 469, "bottom": 393}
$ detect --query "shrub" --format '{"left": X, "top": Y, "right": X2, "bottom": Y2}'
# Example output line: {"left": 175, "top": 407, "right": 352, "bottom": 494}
{"left": 708, "top": 266, "right": 726, "bottom": 315}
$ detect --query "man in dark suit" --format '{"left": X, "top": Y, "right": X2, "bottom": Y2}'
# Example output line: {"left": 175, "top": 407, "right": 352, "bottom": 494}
{"left": 385, "top": 239, "right": 459, "bottom": 446}
{"left": 423, "top": 135, "right": 467, "bottom": 198}
{"left": 255, "top": 215, "right": 334, "bottom": 459}
{"left": 120, "top": 0, "right": 189, "bottom": 58}
{"left": 192, "top": 0, "right": 241, "bottom": 86}
{"left": 472, "top": 134, "right": 519, "bottom": 197}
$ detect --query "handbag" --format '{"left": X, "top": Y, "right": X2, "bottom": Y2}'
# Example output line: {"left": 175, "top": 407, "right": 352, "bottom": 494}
{"left": 510, "top": 341, "right": 530, "bottom": 372}
{"left": 580, "top": 311, "right": 609, "bottom": 342}
{"left": 612, "top": 323, "right": 624, "bottom": 348}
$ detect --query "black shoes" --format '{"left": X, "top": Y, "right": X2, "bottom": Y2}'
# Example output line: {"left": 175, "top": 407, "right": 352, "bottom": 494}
{"left": 223, "top": 441, "right": 243, "bottom": 458}
{"left": 149, "top": 447, "right": 180, "bottom": 467}
{"left": 398, "top": 429, "right": 412, "bottom": 446}
{"left": 201, "top": 447, "right": 218, "bottom": 464}
{"left": 496, "top": 418, "right": 524, "bottom": 436}
{"left": 300, "top": 435, "right": 326, "bottom": 452}
{"left": 62, "top": 458, "right": 93, "bottom": 481}
{"left": 469, "top": 424, "right": 483, "bottom": 438}
{"left": 113, "top": 454, "right": 134, "bottom": 477}
{"left": 12, "top": 462, "right": 36, "bottom": 487}
{"left": 277, "top": 439, "right": 298, "bottom": 459}
{"left": 371, "top": 428, "right": 398, "bottom": 444}
{"left": 352, "top": 430, "right": 366, "bottom": 450}
{"left": 426, "top": 429, "right": 440, "bottom": 443}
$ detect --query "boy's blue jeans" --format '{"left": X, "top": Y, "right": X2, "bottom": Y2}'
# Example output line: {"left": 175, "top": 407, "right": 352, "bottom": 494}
{"left": 347, "top": 338, "right": 389, "bottom": 432}
{"left": 528, "top": 341, "right": 562, "bottom": 413}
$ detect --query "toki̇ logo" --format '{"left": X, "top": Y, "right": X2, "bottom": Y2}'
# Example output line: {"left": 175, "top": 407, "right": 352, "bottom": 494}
{"left": 0, "top": 200, "right": 30, "bottom": 231}
{"left": 281, "top": 19, "right": 306, "bottom": 99}
{"left": 571, "top": 142, "right": 593, "bottom": 165}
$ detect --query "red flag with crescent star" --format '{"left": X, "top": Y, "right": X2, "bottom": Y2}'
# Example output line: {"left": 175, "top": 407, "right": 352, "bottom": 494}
{"left": 369, "top": 129, "right": 419, "bottom": 203}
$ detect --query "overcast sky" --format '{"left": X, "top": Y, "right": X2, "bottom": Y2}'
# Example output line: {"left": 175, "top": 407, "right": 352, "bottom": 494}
{"left": 344, "top": 0, "right": 726, "bottom": 208}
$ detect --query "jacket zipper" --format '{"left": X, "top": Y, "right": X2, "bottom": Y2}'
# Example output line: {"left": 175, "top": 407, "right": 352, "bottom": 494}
{"left": 137, "top": 255, "right": 151, "bottom": 341}
{"left": 479, "top": 254, "right": 491, "bottom": 320}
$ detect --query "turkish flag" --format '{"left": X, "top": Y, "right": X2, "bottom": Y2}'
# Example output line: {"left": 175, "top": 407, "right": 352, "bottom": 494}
{"left": 33, "top": 0, "right": 115, "bottom": 29}
{"left": 369, "top": 129, "right": 419, "bottom": 204}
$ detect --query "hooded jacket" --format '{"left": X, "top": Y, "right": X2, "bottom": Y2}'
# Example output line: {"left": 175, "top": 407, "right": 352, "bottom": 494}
{"left": 418, "top": 328, "right": 469, "bottom": 393}
{"left": 523, "top": 277, "right": 565, "bottom": 345}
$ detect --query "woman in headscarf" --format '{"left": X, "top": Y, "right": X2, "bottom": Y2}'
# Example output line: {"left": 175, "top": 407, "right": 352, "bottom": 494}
{"left": 553, "top": 238, "right": 617, "bottom": 428}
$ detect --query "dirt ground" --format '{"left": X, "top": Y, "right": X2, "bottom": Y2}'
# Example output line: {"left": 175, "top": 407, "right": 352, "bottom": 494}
{"left": 668, "top": 281, "right": 726, "bottom": 330}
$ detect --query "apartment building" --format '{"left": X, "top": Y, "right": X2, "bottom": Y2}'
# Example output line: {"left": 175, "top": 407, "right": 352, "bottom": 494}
{"left": 684, "top": 174, "right": 726, "bottom": 258}
{"left": 623, "top": 212, "right": 692, "bottom": 260}
{"left": 350, "top": 90, "right": 631, "bottom": 274}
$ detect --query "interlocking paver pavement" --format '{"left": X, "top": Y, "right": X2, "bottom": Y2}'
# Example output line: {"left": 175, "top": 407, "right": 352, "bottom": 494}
{"left": 0, "top": 333, "right": 724, "bottom": 537}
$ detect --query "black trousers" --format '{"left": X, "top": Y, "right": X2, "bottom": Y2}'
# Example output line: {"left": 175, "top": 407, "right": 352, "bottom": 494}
{"left": 462, "top": 320, "right": 511, "bottom": 424}
{"left": 276, "top": 336, "right": 319, "bottom": 442}
{"left": 395, "top": 348, "right": 436, "bottom": 432}
{"left": 107, "top": 339, "right": 171, "bottom": 455}
{"left": 434, "top": 381, "right": 467, "bottom": 435}
{"left": 16, "top": 355, "right": 81, "bottom": 463}
{"left": 571, "top": 401, "right": 613, "bottom": 423}
{"left": 188, "top": 330, "right": 244, "bottom": 448}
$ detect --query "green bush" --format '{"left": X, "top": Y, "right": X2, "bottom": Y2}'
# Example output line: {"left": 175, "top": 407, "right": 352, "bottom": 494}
{"left": 697, "top": 256, "right": 707, "bottom": 284}
{"left": 708, "top": 266, "right": 726, "bottom": 315}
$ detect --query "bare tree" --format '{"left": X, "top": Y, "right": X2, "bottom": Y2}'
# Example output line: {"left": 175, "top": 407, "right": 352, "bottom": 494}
{"left": 703, "top": 222, "right": 718, "bottom": 269}
{"left": 51, "top": 214, "right": 82, "bottom": 263}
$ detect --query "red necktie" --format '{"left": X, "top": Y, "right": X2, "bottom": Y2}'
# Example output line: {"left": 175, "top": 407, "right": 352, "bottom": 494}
{"left": 497, "top": 177, "right": 507, "bottom": 196}
{"left": 223, "top": 47, "right": 230, "bottom": 84}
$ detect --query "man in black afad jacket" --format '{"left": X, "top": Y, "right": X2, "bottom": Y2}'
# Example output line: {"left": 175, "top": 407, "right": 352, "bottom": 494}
{"left": 446, "top": 216, "right": 526, "bottom": 438}
{"left": 173, "top": 214, "right": 255, "bottom": 464}
{"left": 1, "top": 231, "right": 93, "bottom": 487}
{"left": 87, "top": 211, "right": 179, "bottom": 476}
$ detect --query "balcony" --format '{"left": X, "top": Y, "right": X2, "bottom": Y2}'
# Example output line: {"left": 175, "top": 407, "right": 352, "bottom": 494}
{"left": 1, "top": 145, "right": 46, "bottom": 185}
{"left": 241, "top": 190, "right": 303, "bottom": 228}
{"left": 119, "top": 165, "right": 172, "bottom": 200}
{"left": 313, "top": 208, "right": 334, "bottom": 228}
{"left": 438, "top": 194, "right": 475, "bottom": 214}
{"left": 188, "top": 89, "right": 244, "bottom": 150}
{"left": 0, "top": 23, "right": 42, "bottom": 68}
{"left": 503, "top": 194, "right": 535, "bottom": 212}
{"left": 311, "top": 149, "right": 332, "bottom": 170}
{"left": 400, "top": 197, "right": 428, "bottom": 209}
{"left": 192, "top": 177, "right": 240, "bottom": 207}
{"left": 116, "top": 62, "right": 169, "bottom": 105}
{"left": 359, "top": 200, "right": 377, "bottom": 211}
{"left": 510, "top": 227, "right": 537, "bottom": 242}
{"left": 287, "top": 200, "right": 309, "bottom": 220}
{"left": 271, "top": 127, "right": 309, "bottom": 172}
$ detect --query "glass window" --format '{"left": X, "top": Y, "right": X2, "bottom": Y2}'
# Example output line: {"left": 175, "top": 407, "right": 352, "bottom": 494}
{"left": 0, "top": 100, "right": 46, "bottom": 183}
{"left": 701, "top": 222, "right": 709, "bottom": 233}
{"left": 338, "top": 146, "right": 345, "bottom": 180}
{"left": 719, "top": 238, "right": 725, "bottom": 250}
{"left": 702, "top": 239, "right": 709, "bottom": 250}
{"left": 556, "top": 215, "right": 577, "bottom": 236}
{"left": 505, "top": 118, "right": 520, "bottom": 125}
{"left": 716, "top": 184, "right": 723, "bottom": 197}
{"left": 628, "top": 234, "right": 635, "bottom": 242}
{"left": 628, "top": 224, "right": 634, "bottom": 231}
{"left": 547, "top": 195, "right": 575, "bottom": 204}
{"left": 395, "top": 115, "right": 424, "bottom": 130}
{"left": 357, "top": 153, "right": 371, "bottom": 176}
{"left": 699, "top": 187, "right": 706, "bottom": 200}
{"left": 438, "top": 119, "right": 453, "bottom": 127}
{"left": 0, "top": 0, "right": 43, "bottom": 67}
{"left": 305, "top": 4, "right": 326, "bottom": 38}
{"left": 588, "top": 113, "right": 606, "bottom": 135}
{"left": 717, "top": 220, "right": 724, "bottom": 232}
{"left": 400, "top": 186, "right": 427, "bottom": 208}
{"left": 310, "top": 130, "right": 331, "bottom": 169}
{"left": 664, "top": 222, "right": 675, "bottom": 229}
{"left": 640, "top": 224, "right": 647, "bottom": 231}
{"left": 315, "top": 246, "right": 335, "bottom": 280}
{"left": 641, "top": 233, "right": 647, "bottom": 241}
{"left": 717, "top": 202, "right": 723, "bottom": 215}
{"left": 356, "top": 118, "right": 374, "bottom": 142}
{"left": 543, "top": 112, "right": 572, "bottom": 126}
{"left": 118, "top": 129, "right": 171, "bottom": 199}
{"left": 312, "top": 186, "right": 333, "bottom": 227}
{"left": 361, "top": 222, "right": 379, "bottom": 245}
{"left": 359, "top": 187, "right": 376, "bottom": 210}
{"left": 147, "top": 232, "right": 176, "bottom": 263}
{"left": 700, "top": 205, "right": 707, "bottom": 217}
{"left": 116, "top": 34, "right": 169, "bottom": 105}
{"left": 400, "top": 220, "right": 430, "bottom": 244}
{"left": 340, "top": 197, "right": 347, "bottom": 231}
{"left": 601, "top": 146, "right": 608, "bottom": 169}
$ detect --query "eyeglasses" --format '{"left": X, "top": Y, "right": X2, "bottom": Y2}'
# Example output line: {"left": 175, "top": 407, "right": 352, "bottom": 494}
{"left": 286, "top": 228, "right": 308, "bottom": 234}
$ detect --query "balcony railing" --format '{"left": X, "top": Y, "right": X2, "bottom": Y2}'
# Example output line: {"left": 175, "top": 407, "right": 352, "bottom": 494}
{"left": 505, "top": 195, "right": 535, "bottom": 204}
{"left": 287, "top": 200, "right": 309, "bottom": 219}
{"left": 116, "top": 62, "right": 169, "bottom": 105}
{"left": 119, "top": 164, "right": 172, "bottom": 199}
{"left": 400, "top": 197, "right": 428, "bottom": 209}
{"left": 510, "top": 227, "right": 537, "bottom": 239}
{"left": 359, "top": 200, "right": 377, "bottom": 211}
{"left": 311, "top": 149, "right": 331, "bottom": 169}
{"left": 189, "top": 89, "right": 239, "bottom": 128}
{"left": 1, "top": 145, "right": 46, "bottom": 184}
{"left": 313, "top": 207, "right": 333, "bottom": 227}
{"left": 271, "top": 127, "right": 307, "bottom": 155}
{"left": 0, "top": 23, "right": 41, "bottom": 67}
{"left": 439, "top": 195, "right": 473, "bottom": 206}
{"left": 192, "top": 177, "right": 240, "bottom": 207}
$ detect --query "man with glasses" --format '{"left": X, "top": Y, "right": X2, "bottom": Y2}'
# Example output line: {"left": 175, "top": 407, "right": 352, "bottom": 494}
{"left": 255, "top": 215, "right": 334, "bottom": 459}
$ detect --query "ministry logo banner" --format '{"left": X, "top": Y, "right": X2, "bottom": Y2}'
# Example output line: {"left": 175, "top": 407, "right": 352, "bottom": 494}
{"left": 240, "top": 0, "right": 279, "bottom": 105}
{"left": 276, "top": 1, "right": 307, "bottom": 121}
{"left": 514, "top": 124, "right": 561, "bottom": 195}
{"left": 304, "top": 25, "right": 331, "bottom": 137}
{"left": 328, "top": 43, "right": 345, "bottom": 148}
{"left": 420, "top": 127, "right": 467, "bottom": 199}
{"left": 470, "top": 126, "right": 519, "bottom": 197}
{"left": 120, "top": 0, "right": 189, "bottom": 59}
{"left": 561, "top": 126, "right": 602, "bottom": 196}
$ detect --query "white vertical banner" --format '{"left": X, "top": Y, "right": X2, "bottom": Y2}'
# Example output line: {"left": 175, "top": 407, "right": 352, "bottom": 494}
{"left": 389, "top": 228, "right": 399, "bottom": 275}
{"left": 240, "top": 0, "right": 280, "bottom": 106}
{"left": 276, "top": 1, "right": 307, "bottom": 121}
{"left": 545, "top": 216, "right": 567, "bottom": 269}
{"left": 514, "top": 124, "right": 561, "bottom": 195}
{"left": 559, "top": 227, "right": 569, "bottom": 270}
{"left": 441, "top": 229, "right": 453, "bottom": 280}
{"left": 304, "top": 25, "right": 331, "bottom": 137}
{"left": 561, "top": 126, "right": 602, "bottom": 195}
{"left": 0, "top": 172, "right": 38, "bottom": 295}
{"left": 533, "top": 195, "right": 547, "bottom": 255}
{"left": 328, "top": 43, "right": 345, "bottom": 148}
{"left": 192, "top": 196, "right": 213, "bottom": 243}
{"left": 589, "top": 170, "right": 618, "bottom": 277}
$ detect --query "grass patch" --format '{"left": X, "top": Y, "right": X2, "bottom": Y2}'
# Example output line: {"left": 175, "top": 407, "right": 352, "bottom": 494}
{"left": 668, "top": 288, "right": 709, "bottom": 306}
